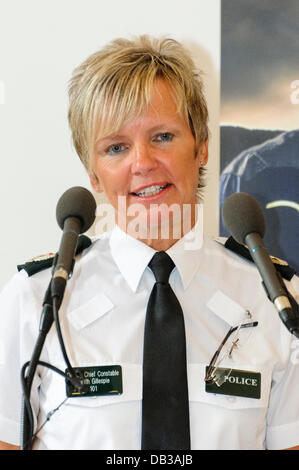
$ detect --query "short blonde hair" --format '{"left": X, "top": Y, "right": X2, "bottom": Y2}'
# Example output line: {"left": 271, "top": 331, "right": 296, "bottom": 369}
{"left": 68, "top": 35, "right": 209, "bottom": 182}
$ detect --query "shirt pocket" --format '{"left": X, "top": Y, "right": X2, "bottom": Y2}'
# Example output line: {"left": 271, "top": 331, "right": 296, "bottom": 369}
{"left": 188, "top": 363, "right": 272, "bottom": 449}
{"left": 37, "top": 364, "right": 142, "bottom": 449}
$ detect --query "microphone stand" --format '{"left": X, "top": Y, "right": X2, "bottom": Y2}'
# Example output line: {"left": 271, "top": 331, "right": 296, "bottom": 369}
{"left": 20, "top": 281, "right": 54, "bottom": 450}
{"left": 262, "top": 272, "right": 299, "bottom": 338}
{"left": 20, "top": 254, "right": 84, "bottom": 449}
{"left": 278, "top": 275, "right": 299, "bottom": 338}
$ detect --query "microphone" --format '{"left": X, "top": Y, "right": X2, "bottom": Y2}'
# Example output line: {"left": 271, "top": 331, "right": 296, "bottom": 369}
{"left": 51, "top": 186, "right": 96, "bottom": 304}
{"left": 222, "top": 192, "right": 299, "bottom": 337}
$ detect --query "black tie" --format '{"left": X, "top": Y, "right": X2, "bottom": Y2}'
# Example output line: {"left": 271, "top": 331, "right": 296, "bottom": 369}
{"left": 142, "top": 251, "right": 190, "bottom": 450}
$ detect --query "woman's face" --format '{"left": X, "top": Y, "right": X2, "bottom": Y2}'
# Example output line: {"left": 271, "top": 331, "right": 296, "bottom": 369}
{"left": 90, "top": 78, "right": 208, "bottom": 240}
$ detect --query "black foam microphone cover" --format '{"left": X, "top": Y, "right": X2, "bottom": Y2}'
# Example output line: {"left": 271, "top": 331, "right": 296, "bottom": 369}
{"left": 222, "top": 192, "right": 266, "bottom": 245}
{"left": 52, "top": 186, "right": 96, "bottom": 305}
{"left": 56, "top": 186, "right": 97, "bottom": 234}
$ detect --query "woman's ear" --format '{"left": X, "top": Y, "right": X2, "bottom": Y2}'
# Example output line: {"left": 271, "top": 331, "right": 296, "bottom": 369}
{"left": 89, "top": 171, "right": 103, "bottom": 194}
{"left": 197, "top": 139, "right": 209, "bottom": 167}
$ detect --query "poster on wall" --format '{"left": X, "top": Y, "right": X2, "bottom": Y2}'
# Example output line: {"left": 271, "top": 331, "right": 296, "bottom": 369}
{"left": 220, "top": 0, "right": 299, "bottom": 273}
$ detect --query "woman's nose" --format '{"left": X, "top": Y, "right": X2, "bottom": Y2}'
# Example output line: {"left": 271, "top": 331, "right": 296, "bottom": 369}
{"left": 130, "top": 142, "right": 158, "bottom": 175}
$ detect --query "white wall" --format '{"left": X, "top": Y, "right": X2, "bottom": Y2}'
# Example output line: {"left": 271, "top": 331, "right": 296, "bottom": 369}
{"left": 0, "top": 0, "right": 220, "bottom": 289}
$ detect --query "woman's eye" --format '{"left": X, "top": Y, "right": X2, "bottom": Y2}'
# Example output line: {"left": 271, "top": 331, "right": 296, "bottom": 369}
{"left": 106, "top": 143, "right": 127, "bottom": 155}
{"left": 155, "top": 132, "right": 174, "bottom": 143}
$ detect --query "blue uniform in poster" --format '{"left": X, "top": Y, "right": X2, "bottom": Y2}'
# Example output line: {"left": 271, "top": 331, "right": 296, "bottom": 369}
{"left": 220, "top": 129, "right": 299, "bottom": 273}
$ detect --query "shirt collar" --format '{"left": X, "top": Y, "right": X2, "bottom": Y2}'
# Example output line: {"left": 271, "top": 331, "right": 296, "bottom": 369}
{"left": 167, "top": 215, "right": 203, "bottom": 290}
{"left": 109, "top": 225, "right": 155, "bottom": 293}
{"left": 109, "top": 218, "right": 203, "bottom": 293}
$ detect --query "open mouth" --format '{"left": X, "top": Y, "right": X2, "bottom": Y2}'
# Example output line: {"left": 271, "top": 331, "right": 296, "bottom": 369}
{"left": 131, "top": 183, "right": 171, "bottom": 198}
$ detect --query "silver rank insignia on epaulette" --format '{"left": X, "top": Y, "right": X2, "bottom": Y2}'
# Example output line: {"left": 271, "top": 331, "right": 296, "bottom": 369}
{"left": 28, "top": 253, "right": 55, "bottom": 263}
{"left": 269, "top": 255, "right": 289, "bottom": 267}
{"left": 17, "top": 234, "right": 93, "bottom": 277}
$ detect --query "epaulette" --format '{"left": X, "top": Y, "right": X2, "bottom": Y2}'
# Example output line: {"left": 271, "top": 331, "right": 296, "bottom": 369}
{"left": 221, "top": 236, "right": 296, "bottom": 281}
{"left": 17, "top": 234, "right": 92, "bottom": 277}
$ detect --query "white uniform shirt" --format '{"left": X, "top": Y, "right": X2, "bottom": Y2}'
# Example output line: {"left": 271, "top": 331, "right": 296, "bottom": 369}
{"left": 0, "top": 224, "right": 299, "bottom": 450}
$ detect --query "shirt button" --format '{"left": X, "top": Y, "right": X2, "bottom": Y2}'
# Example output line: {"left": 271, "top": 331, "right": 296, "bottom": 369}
{"left": 227, "top": 396, "right": 236, "bottom": 403}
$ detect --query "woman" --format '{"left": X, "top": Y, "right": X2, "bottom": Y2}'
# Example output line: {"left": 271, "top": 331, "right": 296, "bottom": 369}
{"left": 0, "top": 35, "right": 298, "bottom": 450}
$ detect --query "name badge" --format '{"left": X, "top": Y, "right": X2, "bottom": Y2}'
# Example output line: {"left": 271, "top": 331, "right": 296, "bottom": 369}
{"left": 205, "top": 367, "right": 261, "bottom": 399}
{"left": 66, "top": 365, "right": 123, "bottom": 397}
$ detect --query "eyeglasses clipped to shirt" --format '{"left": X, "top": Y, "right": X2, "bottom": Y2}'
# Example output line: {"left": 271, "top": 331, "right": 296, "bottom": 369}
{"left": 205, "top": 310, "right": 258, "bottom": 387}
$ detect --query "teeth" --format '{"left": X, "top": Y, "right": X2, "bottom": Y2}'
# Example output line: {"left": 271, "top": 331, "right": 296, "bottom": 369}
{"left": 135, "top": 185, "right": 167, "bottom": 197}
